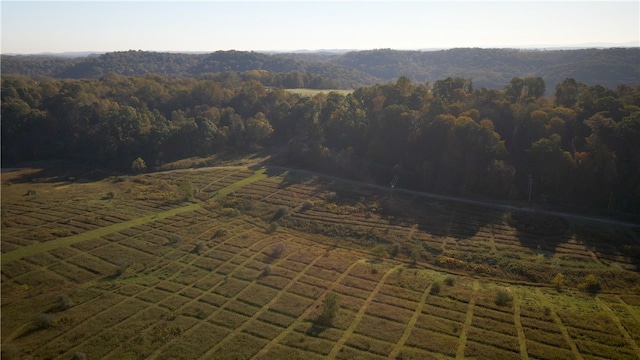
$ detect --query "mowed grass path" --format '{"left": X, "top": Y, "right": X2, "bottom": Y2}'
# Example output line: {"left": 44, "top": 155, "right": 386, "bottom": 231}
{"left": 1, "top": 168, "right": 267, "bottom": 265}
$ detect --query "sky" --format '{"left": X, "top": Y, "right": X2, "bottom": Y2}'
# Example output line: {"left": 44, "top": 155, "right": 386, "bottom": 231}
{"left": 1, "top": 1, "right": 639, "bottom": 54}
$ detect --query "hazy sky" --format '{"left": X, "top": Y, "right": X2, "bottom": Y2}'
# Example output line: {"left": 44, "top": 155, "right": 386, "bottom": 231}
{"left": 2, "top": 1, "right": 639, "bottom": 54}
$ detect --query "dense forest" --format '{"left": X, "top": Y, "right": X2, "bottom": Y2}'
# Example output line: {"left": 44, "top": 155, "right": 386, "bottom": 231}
{"left": 2, "top": 48, "right": 639, "bottom": 91}
{"left": 2, "top": 72, "right": 639, "bottom": 217}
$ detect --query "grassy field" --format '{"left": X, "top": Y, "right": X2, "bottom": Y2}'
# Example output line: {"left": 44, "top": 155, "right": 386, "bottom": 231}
{"left": 1, "top": 166, "right": 639, "bottom": 359}
{"left": 285, "top": 88, "right": 353, "bottom": 97}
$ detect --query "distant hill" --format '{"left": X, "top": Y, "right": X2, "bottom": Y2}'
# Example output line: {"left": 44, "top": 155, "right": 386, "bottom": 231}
{"left": 2, "top": 48, "right": 638, "bottom": 91}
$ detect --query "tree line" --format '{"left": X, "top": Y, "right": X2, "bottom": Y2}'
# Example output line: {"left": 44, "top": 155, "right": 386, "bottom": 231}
{"left": 3, "top": 48, "right": 638, "bottom": 91}
{"left": 2, "top": 73, "right": 639, "bottom": 216}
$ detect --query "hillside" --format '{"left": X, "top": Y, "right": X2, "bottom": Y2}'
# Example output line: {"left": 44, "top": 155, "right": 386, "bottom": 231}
{"left": 1, "top": 165, "right": 639, "bottom": 359}
{"left": 2, "top": 48, "right": 638, "bottom": 91}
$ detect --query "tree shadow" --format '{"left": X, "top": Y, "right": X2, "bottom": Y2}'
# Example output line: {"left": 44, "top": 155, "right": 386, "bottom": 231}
{"left": 305, "top": 321, "right": 329, "bottom": 337}
{"left": 3, "top": 166, "right": 113, "bottom": 185}
{"left": 507, "top": 211, "right": 573, "bottom": 256}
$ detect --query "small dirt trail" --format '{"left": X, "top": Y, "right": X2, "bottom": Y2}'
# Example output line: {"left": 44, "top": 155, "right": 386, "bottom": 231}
{"left": 617, "top": 295, "right": 640, "bottom": 323}
{"left": 440, "top": 206, "right": 457, "bottom": 252}
{"left": 198, "top": 249, "right": 329, "bottom": 360}
{"left": 488, "top": 224, "right": 498, "bottom": 254}
{"left": 512, "top": 289, "right": 529, "bottom": 360}
{"left": 539, "top": 290, "right": 584, "bottom": 360}
{"left": 388, "top": 282, "right": 433, "bottom": 359}
{"left": 146, "top": 243, "right": 301, "bottom": 360}
{"left": 59, "top": 224, "right": 267, "bottom": 360}
{"left": 595, "top": 296, "right": 640, "bottom": 358}
{"left": 326, "top": 264, "right": 403, "bottom": 359}
{"left": 251, "top": 256, "right": 365, "bottom": 360}
{"left": 455, "top": 279, "right": 479, "bottom": 360}
{"left": 1, "top": 168, "right": 267, "bottom": 265}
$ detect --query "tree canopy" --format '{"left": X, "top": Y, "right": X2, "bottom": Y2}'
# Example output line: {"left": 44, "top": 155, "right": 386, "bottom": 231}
{"left": 2, "top": 72, "right": 639, "bottom": 216}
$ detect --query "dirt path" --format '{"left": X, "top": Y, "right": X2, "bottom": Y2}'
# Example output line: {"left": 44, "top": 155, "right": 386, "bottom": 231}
{"left": 1, "top": 168, "right": 267, "bottom": 265}
{"left": 59, "top": 222, "right": 264, "bottom": 359}
{"left": 540, "top": 289, "right": 584, "bottom": 360}
{"left": 455, "top": 279, "right": 479, "bottom": 360}
{"left": 488, "top": 224, "right": 498, "bottom": 254}
{"left": 251, "top": 257, "right": 365, "bottom": 359}
{"left": 388, "top": 282, "right": 433, "bottom": 359}
{"left": 326, "top": 264, "right": 403, "bottom": 359}
{"left": 197, "top": 248, "right": 328, "bottom": 360}
{"left": 595, "top": 296, "right": 640, "bottom": 358}
{"left": 512, "top": 290, "right": 529, "bottom": 360}
{"left": 146, "top": 240, "right": 300, "bottom": 360}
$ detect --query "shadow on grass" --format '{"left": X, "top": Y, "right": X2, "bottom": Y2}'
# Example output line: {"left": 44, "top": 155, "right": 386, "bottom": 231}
{"left": 305, "top": 322, "right": 329, "bottom": 337}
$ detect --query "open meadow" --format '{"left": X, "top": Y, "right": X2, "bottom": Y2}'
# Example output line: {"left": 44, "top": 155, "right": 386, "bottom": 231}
{"left": 1, "top": 165, "right": 639, "bottom": 359}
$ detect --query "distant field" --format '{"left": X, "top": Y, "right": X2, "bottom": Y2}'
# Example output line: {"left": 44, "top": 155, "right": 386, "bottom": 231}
{"left": 286, "top": 88, "right": 353, "bottom": 96}
{"left": 1, "top": 166, "right": 639, "bottom": 360}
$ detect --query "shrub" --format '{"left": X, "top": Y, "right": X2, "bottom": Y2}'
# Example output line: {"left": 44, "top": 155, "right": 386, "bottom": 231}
{"left": 261, "top": 266, "right": 272, "bottom": 277}
{"left": 410, "top": 249, "right": 421, "bottom": 266}
{"left": 72, "top": 352, "right": 87, "bottom": 360}
{"left": 389, "top": 243, "right": 400, "bottom": 258}
{"left": 444, "top": 276, "right": 455, "bottom": 286}
{"left": 495, "top": 289, "right": 512, "bottom": 306}
{"left": 301, "top": 200, "right": 315, "bottom": 210}
{"left": 430, "top": 281, "right": 442, "bottom": 295}
{"left": 131, "top": 157, "right": 147, "bottom": 173}
{"left": 272, "top": 206, "right": 289, "bottom": 221}
{"left": 114, "top": 262, "right": 131, "bottom": 278}
{"left": 168, "top": 235, "right": 182, "bottom": 245}
{"left": 579, "top": 274, "right": 601, "bottom": 293}
{"left": 270, "top": 243, "right": 286, "bottom": 259}
{"left": 317, "top": 292, "right": 340, "bottom": 326}
{"left": 193, "top": 243, "right": 205, "bottom": 255}
{"left": 57, "top": 294, "right": 74, "bottom": 310}
{"left": 179, "top": 181, "right": 195, "bottom": 200}
{"left": 266, "top": 223, "right": 278, "bottom": 234}
{"left": 211, "top": 229, "right": 228, "bottom": 239}
{"left": 372, "top": 245, "right": 387, "bottom": 261}
{"left": 551, "top": 272, "right": 565, "bottom": 291}
{"left": 34, "top": 313, "right": 53, "bottom": 330}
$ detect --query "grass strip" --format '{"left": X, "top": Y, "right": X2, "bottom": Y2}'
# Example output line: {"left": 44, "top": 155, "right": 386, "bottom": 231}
{"left": 2, "top": 168, "right": 268, "bottom": 265}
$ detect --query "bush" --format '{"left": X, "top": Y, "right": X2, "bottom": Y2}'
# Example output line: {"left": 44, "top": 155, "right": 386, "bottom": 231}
{"left": 57, "top": 294, "right": 74, "bottom": 310}
{"left": 430, "top": 281, "right": 442, "bottom": 295}
{"left": 410, "top": 248, "right": 421, "bottom": 266}
{"left": 579, "top": 274, "right": 601, "bottom": 293}
{"left": 274, "top": 206, "right": 289, "bottom": 219}
{"left": 372, "top": 245, "right": 387, "bottom": 261}
{"left": 131, "top": 157, "right": 147, "bottom": 173}
{"left": 301, "top": 200, "right": 315, "bottom": 210}
{"left": 266, "top": 223, "right": 278, "bottom": 234}
{"left": 211, "top": 229, "right": 228, "bottom": 239}
{"left": 389, "top": 243, "right": 400, "bottom": 258}
{"left": 193, "top": 243, "right": 205, "bottom": 255}
{"left": 262, "top": 265, "right": 273, "bottom": 277}
{"left": 270, "top": 243, "right": 286, "bottom": 259}
{"left": 551, "top": 272, "right": 565, "bottom": 291}
{"left": 34, "top": 313, "right": 53, "bottom": 330}
{"left": 317, "top": 292, "right": 340, "bottom": 326}
{"left": 444, "top": 276, "right": 455, "bottom": 286}
{"left": 495, "top": 289, "right": 512, "bottom": 306}
{"left": 72, "top": 352, "right": 87, "bottom": 360}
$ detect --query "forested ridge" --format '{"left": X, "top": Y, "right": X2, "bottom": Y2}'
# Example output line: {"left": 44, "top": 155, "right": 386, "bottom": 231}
{"left": 2, "top": 47, "right": 639, "bottom": 91}
{"left": 3, "top": 72, "right": 639, "bottom": 218}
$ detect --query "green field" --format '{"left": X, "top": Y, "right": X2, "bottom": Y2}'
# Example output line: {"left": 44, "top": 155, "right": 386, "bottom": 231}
{"left": 285, "top": 88, "right": 353, "bottom": 97}
{"left": 1, "top": 166, "right": 639, "bottom": 359}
